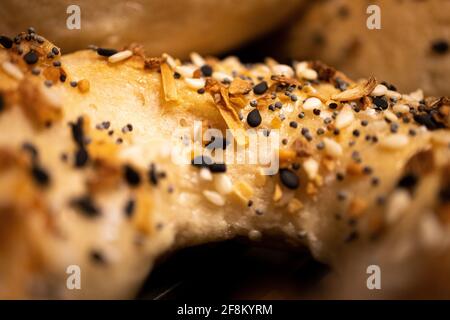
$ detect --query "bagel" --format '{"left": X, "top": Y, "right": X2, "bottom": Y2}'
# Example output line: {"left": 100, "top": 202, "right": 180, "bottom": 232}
{"left": 0, "top": 29, "right": 449, "bottom": 298}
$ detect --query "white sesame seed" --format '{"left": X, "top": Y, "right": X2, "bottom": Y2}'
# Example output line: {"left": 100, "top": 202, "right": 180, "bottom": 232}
{"left": 384, "top": 110, "right": 398, "bottom": 122}
{"left": 175, "top": 65, "right": 196, "bottom": 78}
{"left": 323, "top": 138, "right": 343, "bottom": 158}
{"left": 2, "top": 61, "right": 24, "bottom": 81}
{"left": 392, "top": 103, "right": 410, "bottom": 113}
{"left": 189, "top": 52, "right": 205, "bottom": 67}
{"left": 271, "top": 64, "right": 294, "bottom": 77}
{"left": 370, "top": 84, "right": 388, "bottom": 97}
{"left": 335, "top": 106, "right": 355, "bottom": 129}
{"left": 162, "top": 53, "right": 177, "bottom": 69}
{"left": 214, "top": 174, "right": 233, "bottom": 194}
{"left": 386, "top": 189, "right": 411, "bottom": 225}
{"left": 295, "top": 62, "right": 318, "bottom": 80}
{"left": 199, "top": 168, "right": 213, "bottom": 181}
{"left": 379, "top": 134, "right": 409, "bottom": 150}
{"left": 184, "top": 77, "right": 205, "bottom": 90}
{"left": 202, "top": 190, "right": 225, "bottom": 206}
{"left": 248, "top": 229, "right": 262, "bottom": 241}
{"left": 302, "top": 97, "right": 322, "bottom": 110}
{"left": 385, "top": 90, "right": 402, "bottom": 99}
{"left": 108, "top": 50, "right": 133, "bottom": 63}
{"left": 212, "top": 71, "right": 232, "bottom": 83}
{"left": 303, "top": 158, "right": 319, "bottom": 180}
{"left": 301, "top": 68, "right": 318, "bottom": 80}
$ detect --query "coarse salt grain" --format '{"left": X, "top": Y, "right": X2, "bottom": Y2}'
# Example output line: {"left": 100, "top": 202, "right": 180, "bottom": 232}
{"left": 302, "top": 97, "right": 322, "bottom": 110}
{"left": 2, "top": 61, "right": 23, "bottom": 80}
{"left": 108, "top": 50, "right": 133, "bottom": 63}
{"left": 202, "top": 190, "right": 225, "bottom": 206}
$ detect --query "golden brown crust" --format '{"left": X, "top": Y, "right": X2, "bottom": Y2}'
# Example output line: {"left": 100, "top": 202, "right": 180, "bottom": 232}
{"left": 0, "top": 30, "right": 449, "bottom": 299}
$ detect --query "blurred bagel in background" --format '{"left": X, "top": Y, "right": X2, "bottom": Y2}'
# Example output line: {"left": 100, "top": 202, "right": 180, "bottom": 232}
{"left": 0, "top": 0, "right": 304, "bottom": 58}
{"left": 276, "top": 0, "right": 450, "bottom": 96}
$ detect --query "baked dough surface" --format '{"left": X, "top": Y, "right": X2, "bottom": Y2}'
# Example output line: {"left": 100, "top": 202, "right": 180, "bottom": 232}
{"left": 0, "top": 30, "right": 448, "bottom": 298}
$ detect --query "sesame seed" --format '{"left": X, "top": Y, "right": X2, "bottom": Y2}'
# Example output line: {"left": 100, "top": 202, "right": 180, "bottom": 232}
{"left": 372, "top": 96, "right": 388, "bottom": 110}
{"left": 370, "top": 84, "right": 388, "bottom": 97}
{"left": 71, "top": 195, "right": 100, "bottom": 217}
{"left": 52, "top": 61, "right": 61, "bottom": 67}
{"left": 108, "top": 50, "right": 133, "bottom": 63}
{"left": 124, "top": 165, "right": 141, "bottom": 186}
{"left": 289, "top": 121, "right": 298, "bottom": 128}
{"left": 279, "top": 168, "right": 299, "bottom": 189}
{"left": 303, "top": 97, "right": 322, "bottom": 110}
{"left": 70, "top": 81, "right": 78, "bottom": 87}
{"left": 74, "top": 148, "right": 89, "bottom": 167}
{"left": 214, "top": 174, "right": 233, "bottom": 194}
{"left": 253, "top": 81, "right": 268, "bottom": 95}
{"left": 90, "top": 250, "right": 107, "bottom": 265}
{"left": 203, "top": 190, "right": 225, "bottom": 206}
{"left": 379, "top": 134, "right": 409, "bottom": 150}
{"left": 323, "top": 138, "right": 343, "bottom": 158}
{"left": 52, "top": 47, "right": 60, "bottom": 55}
{"left": 247, "top": 109, "right": 262, "bottom": 127}
{"left": 431, "top": 40, "right": 449, "bottom": 54}
{"left": 23, "top": 50, "right": 38, "bottom": 64}
{"left": 335, "top": 107, "right": 355, "bottom": 129}
{"left": 0, "top": 36, "right": 13, "bottom": 49}
{"left": 200, "top": 64, "right": 213, "bottom": 77}
{"left": 97, "top": 48, "right": 118, "bottom": 57}
{"left": 31, "top": 164, "right": 50, "bottom": 186}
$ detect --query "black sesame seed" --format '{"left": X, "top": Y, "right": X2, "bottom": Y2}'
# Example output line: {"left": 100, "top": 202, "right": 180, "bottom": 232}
{"left": 74, "top": 148, "right": 88, "bottom": 168}
{"left": 290, "top": 94, "right": 298, "bottom": 102}
{"left": 431, "top": 40, "right": 449, "bottom": 55}
{"left": 97, "top": 48, "right": 118, "bottom": 57}
{"left": 148, "top": 163, "right": 159, "bottom": 185}
{"left": 313, "top": 108, "right": 321, "bottom": 116}
{"left": 124, "top": 199, "right": 135, "bottom": 218}
{"left": 31, "top": 164, "right": 50, "bottom": 186}
{"left": 23, "top": 50, "right": 38, "bottom": 64}
{"left": 52, "top": 61, "right": 61, "bottom": 67}
{"left": 124, "top": 165, "right": 141, "bottom": 186}
{"left": 247, "top": 200, "right": 253, "bottom": 207}
{"left": 52, "top": 47, "right": 60, "bottom": 55}
{"left": 250, "top": 100, "right": 258, "bottom": 107}
{"left": 200, "top": 64, "right": 213, "bottom": 77}
{"left": 352, "top": 129, "right": 360, "bottom": 137}
{"left": 289, "top": 121, "right": 298, "bottom": 128}
{"left": 247, "top": 109, "right": 262, "bottom": 127}
{"left": 328, "top": 102, "right": 338, "bottom": 109}
{"left": 70, "top": 81, "right": 78, "bottom": 87}
{"left": 209, "top": 163, "right": 227, "bottom": 173}
{"left": 59, "top": 74, "right": 66, "bottom": 82}
{"left": 90, "top": 250, "right": 106, "bottom": 265}
{"left": 173, "top": 72, "right": 181, "bottom": 79}
{"left": 298, "top": 112, "right": 305, "bottom": 119}
{"left": 27, "top": 27, "right": 36, "bottom": 34}
{"left": 372, "top": 96, "right": 388, "bottom": 110}
{"left": 253, "top": 81, "right": 268, "bottom": 95}
{"left": 70, "top": 117, "right": 85, "bottom": 147}
{"left": 71, "top": 195, "right": 99, "bottom": 217}
{"left": 414, "top": 113, "right": 444, "bottom": 130}
{"left": 397, "top": 173, "right": 418, "bottom": 191}
{"left": 275, "top": 101, "right": 283, "bottom": 109}
{"left": 279, "top": 168, "right": 299, "bottom": 190}
{"left": 0, "top": 36, "right": 13, "bottom": 49}
{"left": 197, "top": 88, "right": 205, "bottom": 94}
